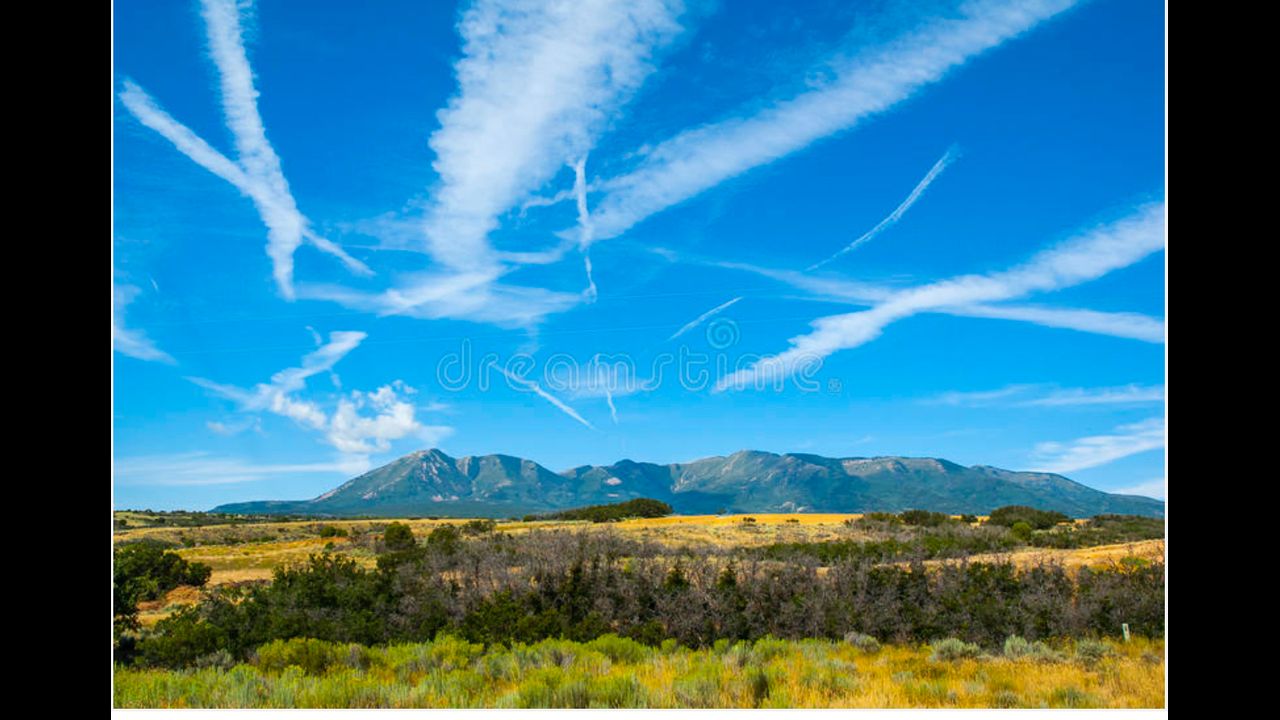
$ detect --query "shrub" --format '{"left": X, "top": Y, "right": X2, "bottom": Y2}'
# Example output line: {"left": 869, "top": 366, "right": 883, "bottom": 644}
{"left": 1010, "top": 521, "right": 1033, "bottom": 542}
{"left": 1003, "top": 635, "right": 1030, "bottom": 658}
{"left": 929, "top": 638, "right": 981, "bottom": 662}
{"left": 255, "top": 638, "right": 344, "bottom": 674}
{"left": 426, "top": 525, "right": 462, "bottom": 554}
{"left": 462, "top": 519, "right": 497, "bottom": 535}
{"left": 899, "top": 509, "right": 950, "bottom": 527}
{"left": 1005, "top": 635, "right": 1064, "bottom": 663}
{"left": 1074, "top": 639, "right": 1112, "bottom": 665}
{"left": 585, "top": 634, "right": 651, "bottom": 664}
{"left": 538, "top": 498, "right": 673, "bottom": 523}
{"left": 843, "top": 632, "right": 881, "bottom": 654}
{"left": 383, "top": 522, "right": 416, "bottom": 551}
{"left": 987, "top": 506, "right": 1071, "bottom": 530}
{"left": 318, "top": 525, "right": 348, "bottom": 538}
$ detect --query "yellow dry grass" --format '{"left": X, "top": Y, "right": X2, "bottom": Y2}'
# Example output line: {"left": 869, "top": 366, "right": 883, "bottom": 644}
{"left": 922, "top": 539, "right": 1165, "bottom": 572}
{"left": 117, "top": 514, "right": 1162, "bottom": 583}
{"left": 136, "top": 585, "right": 205, "bottom": 627}
{"left": 114, "top": 636, "right": 1165, "bottom": 708}
{"left": 172, "top": 537, "right": 376, "bottom": 585}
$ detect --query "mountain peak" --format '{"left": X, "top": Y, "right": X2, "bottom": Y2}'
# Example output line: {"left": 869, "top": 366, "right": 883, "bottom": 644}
{"left": 213, "top": 449, "right": 1164, "bottom": 518}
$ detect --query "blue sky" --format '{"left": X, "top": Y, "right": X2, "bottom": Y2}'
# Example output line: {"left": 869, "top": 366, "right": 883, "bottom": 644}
{"left": 113, "top": 0, "right": 1165, "bottom": 511}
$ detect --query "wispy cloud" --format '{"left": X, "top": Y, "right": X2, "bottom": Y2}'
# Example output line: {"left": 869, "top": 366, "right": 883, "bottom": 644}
{"left": 927, "top": 383, "right": 1165, "bottom": 407}
{"left": 492, "top": 363, "right": 595, "bottom": 430}
{"left": 925, "top": 384, "right": 1040, "bottom": 406}
{"left": 947, "top": 304, "right": 1165, "bottom": 343}
{"left": 118, "top": 0, "right": 372, "bottom": 299}
{"left": 421, "top": 0, "right": 685, "bottom": 271}
{"left": 113, "top": 284, "right": 175, "bottom": 364}
{"left": 809, "top": 145, "right": 958, "bottom": 270}
{"left": 588, "top": 0, "right": 1079, "bottom": 242}
{"left": 114, "top": 451, "right": 373, "bottom": 486}
{"left": 206, "top": 417, "right": 262, "bottom": 437}
{"left": 1109, "top": 477, "right": 1166, "bottom": 501}
{"left": 1030, "top": 417, "right": 1165, "bottom": 473}
{"left": 289, "top": 1, "right": 688, "bottom": 331}
{"left": 1024, "top": 384, "right": 1165, "bottom": 407}
{"left": 718, "top": 202, "right": 1166, "bottom": 390}
{"left": 191, "top": 331, "right": 450, "bottom": 454}
{"left": 668, "top": 296, "right": 742, "bottom": 341}
{"left": 296, "top": 271, "right": 582, "bottom": 330}
{"left": 661, "top": 251, "right": 1165, "bottom": 344}
{"left": 573, "top": 156, "right": 598, "bottom": 301}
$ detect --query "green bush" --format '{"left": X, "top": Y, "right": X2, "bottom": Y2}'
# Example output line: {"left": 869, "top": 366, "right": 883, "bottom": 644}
{"left": 383, "top": 523, "right": 415, "bottom": 551}
{"left": 1005, "top": 635, "right": 1063, "bottom": 662}
{"left": 536, "top": 498, "right": 673, "bottom": 523}
{"left": 929, "top": 638, "right": 982, "bottom": 662}
{"left": 899, "top": 509, "right": 950, "bottom": 527}
{"left": 255, "top": 638, "right": 345, "bottom": 674}
{"left": 843, "top": 632, "right": 881, "bottom": 654}
{"left": 462, "top": 519, "right": 497, "bottom": 535}
{"left": 585, "top": 634, "right": 652, "bottom": 664}
{"left": 1074, "top": 639, "right": 1112, "bottom": 665}
{"left": 987, "top": 506, "right": 1071, "bottom": 530}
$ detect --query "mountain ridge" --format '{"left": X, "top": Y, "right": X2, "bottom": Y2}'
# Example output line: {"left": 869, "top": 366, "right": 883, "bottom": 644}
{"left": 212, "top": 448, "right": 1164, "bottom": 518}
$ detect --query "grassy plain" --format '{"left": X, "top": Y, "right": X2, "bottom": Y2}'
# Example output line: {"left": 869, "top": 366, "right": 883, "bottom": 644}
{"left": 114, "top": 633, "right": 1164, "bottom": 708}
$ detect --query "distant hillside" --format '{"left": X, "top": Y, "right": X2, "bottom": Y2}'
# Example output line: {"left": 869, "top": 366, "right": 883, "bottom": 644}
{"left": 213, "top": 448, "right": 1164, "bottom": 518}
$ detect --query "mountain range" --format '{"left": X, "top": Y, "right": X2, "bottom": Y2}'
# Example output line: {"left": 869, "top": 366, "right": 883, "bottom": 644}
{"left": 211, "top": 449, "right": 1164, "bottom": 518}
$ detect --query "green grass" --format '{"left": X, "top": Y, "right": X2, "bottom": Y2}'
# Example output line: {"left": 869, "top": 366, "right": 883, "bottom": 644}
{"left": 114, "top": 634, "right": 1164, "bottom": 708}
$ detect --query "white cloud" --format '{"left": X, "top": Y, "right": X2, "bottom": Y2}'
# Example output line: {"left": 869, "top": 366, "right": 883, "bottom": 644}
{"left": 718, "top": 202, "right": 1165, "bottom": 390}
{"left": 492, "top": 362, "right": 596, "bottom": 430}
{"left": 668, "top": 296, "right": 742, "bottom": 341}
{"left": 1030, "top": 418, "right": 1166, "bottom": 474}
{"left": 1024, "top": 384, "right": 1165, "bottom": 407}
{"left": 118, "top": 0, "right": 372, "bottom": 299}
{"left": 809, "top": 145, "right": 958, "bottom": 270}
{"left": 114, "top": 452, "right": 373, "bottom": 487}
{"left": 665, "top": 252, "right": 1165, "bottom": 345}
{"left": 946, "top": 304, "right": 1165, "bottom": 343}
{"left": 190, "top": 332, "right": 451, "bottom": 455}
{"left": 112, "top": 284, "right": 174, "bottom": 363}
{"left": 206, "top": 418, "right": 262, "bottom": 436}
{"left": 421, "top": 0, "right": 685, "bottom": 271}
{"left": 588, "top": 0, "right": 1080, "bottom": 242}
{"left": 1109, "top": 477, "right": 1166, "bottom": 501}
{"left": 926, "top": 383, "right": 1165, "bottom": 407}
{"left": 328, "top": 382, "right": 454, "bottom": 454}
{"left": 573, "top": 156, "right": 598, "bottom": 301}
{"left": 296, "top": 271, "right": 582, "bottom": 330}
{"left": 925, "top": 384, "right": 1040, "bottom": 406}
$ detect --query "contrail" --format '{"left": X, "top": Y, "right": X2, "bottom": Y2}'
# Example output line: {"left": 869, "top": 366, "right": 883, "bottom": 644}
{"left": 668, "top": 297, "right": 743, "bottom": 341}
{"left": 573, "top": 156, "right": 598, "bottom": 301}
{"left": 492, "top": 364, "right": 595, "bottom": 430}
{"left": 808, "top": 146, "right": 958, "bottom": 270}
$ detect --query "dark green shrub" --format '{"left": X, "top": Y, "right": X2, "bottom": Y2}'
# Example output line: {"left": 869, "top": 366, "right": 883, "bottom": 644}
{"left": 899, "top": 509, "right": 950, "bottom": 527}
{"left": 987, "top": 506, "right": 1071, "bottom": 529}
{"left": 462, "top": 519, "right": 497, "bottom": 535}
{"left": 383, "top": 522, "right": 416, "bottom": 551}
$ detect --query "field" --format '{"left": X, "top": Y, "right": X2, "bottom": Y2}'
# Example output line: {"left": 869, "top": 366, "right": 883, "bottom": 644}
{"left": 114, "top": 634, "right": 1164, "bottom": 708}
{"left": 114, "top": 509, "right": 1165, "bottom": 708}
